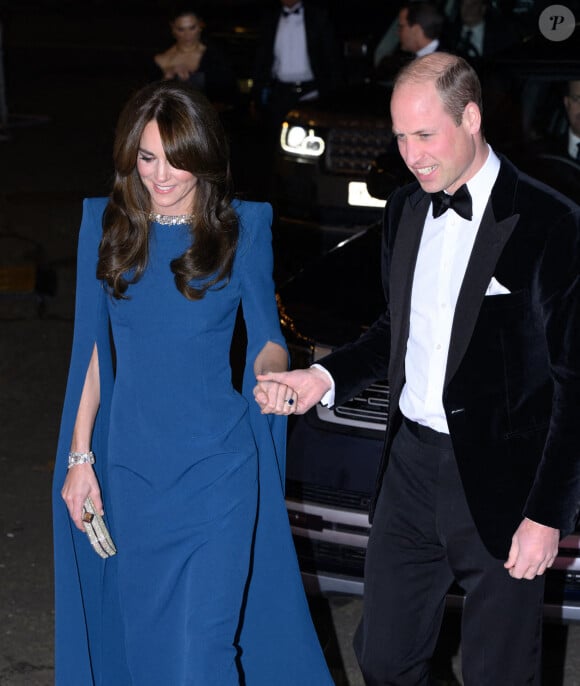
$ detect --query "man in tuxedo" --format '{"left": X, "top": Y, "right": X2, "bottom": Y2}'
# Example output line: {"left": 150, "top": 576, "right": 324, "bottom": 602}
{"left": 256, "top": 52, "right": 580, "bottom": 685}
{"left": 375, "top": 1, "right": 445, "bottom": 81}
{"left": 563, "top": 79, "right": 580, "bottom": 162}
{"left": 397, "top": 1, "right": 445, "bottom": 57}
{"left": 443, "top": 0, "right": 519, "bottom": 63}
{"left": 251, "top": 0, "right": 342, "bottom": 127}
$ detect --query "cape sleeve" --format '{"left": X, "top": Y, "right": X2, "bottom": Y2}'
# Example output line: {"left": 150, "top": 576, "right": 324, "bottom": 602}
{"left": 236, "top": 200, "right": 288, "bottom": 486}
{"left": 235, "top": 200, "right": 334, "bottom": 684}
{"left": 51, "top": 197, "right": 116, "bottom": 686}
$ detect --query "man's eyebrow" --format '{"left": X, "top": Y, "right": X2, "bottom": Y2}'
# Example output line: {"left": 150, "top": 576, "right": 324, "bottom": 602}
{"left": 392, "top": 128, "right": 433, "bottom": 136}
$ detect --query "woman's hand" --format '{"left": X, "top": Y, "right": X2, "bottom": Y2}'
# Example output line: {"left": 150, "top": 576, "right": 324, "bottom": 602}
{"left": 61, "top": 464, "right": 103, "bottom": 532}
{"left": 253, "top": 378, "right": 298, "bottom": 415}
{"left": 253, "top": 341, "right": 297, "bottom": 414}
{"left": 256, "top": 368, "right": 332, "bottom": 415}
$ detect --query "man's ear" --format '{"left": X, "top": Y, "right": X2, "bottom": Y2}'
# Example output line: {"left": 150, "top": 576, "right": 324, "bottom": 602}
{"left": 464, "top": 102, "right": 482, "bottom": 134}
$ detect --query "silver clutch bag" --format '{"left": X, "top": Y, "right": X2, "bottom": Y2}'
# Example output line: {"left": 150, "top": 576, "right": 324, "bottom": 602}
{"left": 81, "top": 497, "right": 117, "bottom": 558}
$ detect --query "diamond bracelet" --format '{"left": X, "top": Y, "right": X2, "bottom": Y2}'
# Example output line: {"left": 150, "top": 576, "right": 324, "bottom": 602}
{"left": 68, "top": 451, "right": 95, "bottom": 469}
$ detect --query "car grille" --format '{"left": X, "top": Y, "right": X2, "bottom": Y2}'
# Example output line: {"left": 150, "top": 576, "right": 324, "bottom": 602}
{"left": 292, "top": 538, "right": 580, "bottom": 608}
{"left": 293, "top": 537, "right": 366, "bottom": 577}
{"left": 286, "top": 480, "right": 372, "bottom": 512}
{"left": 326, "top": 127, "right": 387, "bottom": 175}
{"left": 334, "top": 380, "right": 389, "bottom": 426}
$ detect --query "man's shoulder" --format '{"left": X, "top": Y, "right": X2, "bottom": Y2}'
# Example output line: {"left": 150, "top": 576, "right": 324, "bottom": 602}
{"left": 497, "top": 155, "right": 579, "bottom": 212}
{"left": 303, "top": 2, "right": 332, "bottom": 25}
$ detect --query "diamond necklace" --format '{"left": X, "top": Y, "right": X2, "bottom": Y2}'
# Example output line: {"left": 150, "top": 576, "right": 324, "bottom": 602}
{"left": 148, "top": 212, "right": 194, "bottom": 226}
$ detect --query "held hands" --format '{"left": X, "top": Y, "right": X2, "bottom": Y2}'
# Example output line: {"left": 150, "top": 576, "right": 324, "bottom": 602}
{"left": 254, "top": 368, "right": 332, "bottom": 415}
{"left": 61, "top": 464, "right": 103, "bottom": 532}
{"left": 504, "top": 517, "right": 560, "bottom": 580}
{"left": 253, "top": 378, "right": 298, "bottom": 415}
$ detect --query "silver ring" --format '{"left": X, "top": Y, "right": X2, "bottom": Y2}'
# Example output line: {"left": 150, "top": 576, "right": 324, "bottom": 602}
{"left": 285, "top": 398, "right": 295, "bottom": 406}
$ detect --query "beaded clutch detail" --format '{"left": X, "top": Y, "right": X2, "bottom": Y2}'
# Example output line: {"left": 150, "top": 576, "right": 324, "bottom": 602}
{"left": 81, "top": 497, "right": 117, "bottom": 558}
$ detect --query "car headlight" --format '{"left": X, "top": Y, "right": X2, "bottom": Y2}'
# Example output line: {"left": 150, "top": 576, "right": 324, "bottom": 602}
{"left": 280, "top": 122, "right": 325, "bottom": 157}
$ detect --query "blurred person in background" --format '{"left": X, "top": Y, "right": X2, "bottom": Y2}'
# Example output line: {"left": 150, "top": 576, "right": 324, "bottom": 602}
{"left": 153, "top": 5, "right": 237, "bottom": 104}
{"left": 442, "top": 0, "right": 520, "bottom": 64}
{"left": 375, "top": 1, "right": 445, "bottom": 80}
{"left": 563, "top": 79, "right": 580, "bottom": 163}
{"left": 252, "top": 0, "right": 343, "bottom": 128}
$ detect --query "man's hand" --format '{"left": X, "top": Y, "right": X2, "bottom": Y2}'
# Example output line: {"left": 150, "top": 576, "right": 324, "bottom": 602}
{"left": 253, "top": 379, "right": 298, "bottom": 415}
{"left": 256, "top": 367, "right": 332, "bottom": 415}
{"left": 504, "top": 518, "right": 559, "bottom": 580}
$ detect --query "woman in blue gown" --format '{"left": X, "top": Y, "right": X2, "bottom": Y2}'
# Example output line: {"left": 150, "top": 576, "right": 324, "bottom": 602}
{"left": 52, "top": 80, "right": 334, "bottom": 685}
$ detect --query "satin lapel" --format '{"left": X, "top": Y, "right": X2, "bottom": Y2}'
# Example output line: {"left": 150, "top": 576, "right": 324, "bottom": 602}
{"left": 390, "top": 193, "right": 430, "bottom": 376}
{"left": 444, "top": 202, "right": 519, "bottom": 387}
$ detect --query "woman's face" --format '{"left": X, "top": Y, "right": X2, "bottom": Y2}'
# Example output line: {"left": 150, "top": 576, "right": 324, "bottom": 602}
{"left": 137, "top": 120, "right": 198, "bottom": 216}
{"left": 171, "top": 13, "right": 202, "bottom": 47}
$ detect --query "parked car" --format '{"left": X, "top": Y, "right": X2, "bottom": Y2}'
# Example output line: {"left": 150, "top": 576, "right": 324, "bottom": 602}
{"left": 274, "top": 27, "right": 580, "bottom": 228}
{"left": 280, "top": 219, "right": 580, "bottom": 622}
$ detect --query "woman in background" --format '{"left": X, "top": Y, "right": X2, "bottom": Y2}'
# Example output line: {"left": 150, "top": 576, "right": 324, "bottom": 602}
{"left": 153, "top": 5, "right": 237, "bottom": 103}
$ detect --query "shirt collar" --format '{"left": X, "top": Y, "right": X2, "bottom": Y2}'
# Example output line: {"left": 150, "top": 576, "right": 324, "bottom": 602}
{"left": 416, "top": 39, "right": 439, "bottom": 57}
{"left": 464, "top": 144, "right": 500, "bottom": 220}
{"left": 568, "top": 128, "right": 580, "bottom": 159}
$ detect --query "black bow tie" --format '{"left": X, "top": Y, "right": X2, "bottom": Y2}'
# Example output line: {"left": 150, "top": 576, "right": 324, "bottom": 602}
{"left": 431, "top": 184, "right": 473, "bottom": 220}
{"left": 282, "top": 6, "right": 302, "bottom": 16}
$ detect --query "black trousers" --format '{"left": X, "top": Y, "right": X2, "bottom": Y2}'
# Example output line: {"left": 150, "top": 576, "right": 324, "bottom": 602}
{"left": 353, "top": 419, "right": 544, "bottom": 686}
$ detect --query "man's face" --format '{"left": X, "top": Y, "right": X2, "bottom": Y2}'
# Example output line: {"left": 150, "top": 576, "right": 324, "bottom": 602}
{"left": 398, "top": 8, "right": 419, "bottom": 53}
{"left": 564, "top": 81, "right": 580, "bottom": 137}
{"left": 391, "top": 81, "right": 480, "bottom": 194}
{"left": 461, "top": 0, "right": 486, "bottom": 27}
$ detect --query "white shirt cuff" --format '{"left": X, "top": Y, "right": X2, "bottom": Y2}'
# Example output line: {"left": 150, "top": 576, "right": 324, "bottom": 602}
{"left": 311, "top": 363, "right": 335, "bottom": 407}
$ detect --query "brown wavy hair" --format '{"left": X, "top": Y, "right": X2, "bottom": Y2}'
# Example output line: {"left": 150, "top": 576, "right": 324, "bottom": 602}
{"left": 97, "top": 80, "right": 238, "bottom": 300}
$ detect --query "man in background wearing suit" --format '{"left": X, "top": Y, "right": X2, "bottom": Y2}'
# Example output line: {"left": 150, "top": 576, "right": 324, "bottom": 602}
{"left": 256, "top": 52, "right": 580, "bottom": 685}
{"left": 375, "top": 1, "right": 445, "bottom": 81}
{"left": 563, "top": 79, "right": 580, "bottom": 163}
{"left": 252, "top": 0, "right": 342, "bottom": 127}
{"left": 443, "top": 0, "right": 519, "bottom": 62}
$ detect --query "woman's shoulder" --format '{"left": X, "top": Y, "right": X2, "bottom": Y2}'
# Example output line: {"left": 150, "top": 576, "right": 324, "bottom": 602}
{"left": 79, "top": 197, "right": 109, "bottom": 240}
{"left": 232, "top": 199, "right": 273, "bottom": 224}
{"left": 83, "top": 196, "right": 109, "bottom": 218}
{"left": 232, "top": 200, "right": 273, "bottom": 251}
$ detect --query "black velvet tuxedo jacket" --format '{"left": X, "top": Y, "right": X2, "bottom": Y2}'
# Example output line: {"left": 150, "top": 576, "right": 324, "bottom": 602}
{"left": 321, "top": 155, "right": 580, "bottom": 559}
{"left": 252, "top": 3, "right": 343, "bottom": 97}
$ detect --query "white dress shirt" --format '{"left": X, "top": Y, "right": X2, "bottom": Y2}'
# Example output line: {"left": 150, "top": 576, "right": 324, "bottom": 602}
{"left": 567, "top": 128, "right": 580, "bottom": 160}
{"left": 461, "top": 22, "right": 484, "bottom": 56}
{"left": 272, "top": 3, "right": 315, "bottom": 85}
{"left": 318, "top": 146, "right": 501, "bottom": 435}
{"left": 399, "top": 146, "right": 500, "bottom": 433}
{"left": 416, "top": 39, "right": 440, "bottom": 57}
